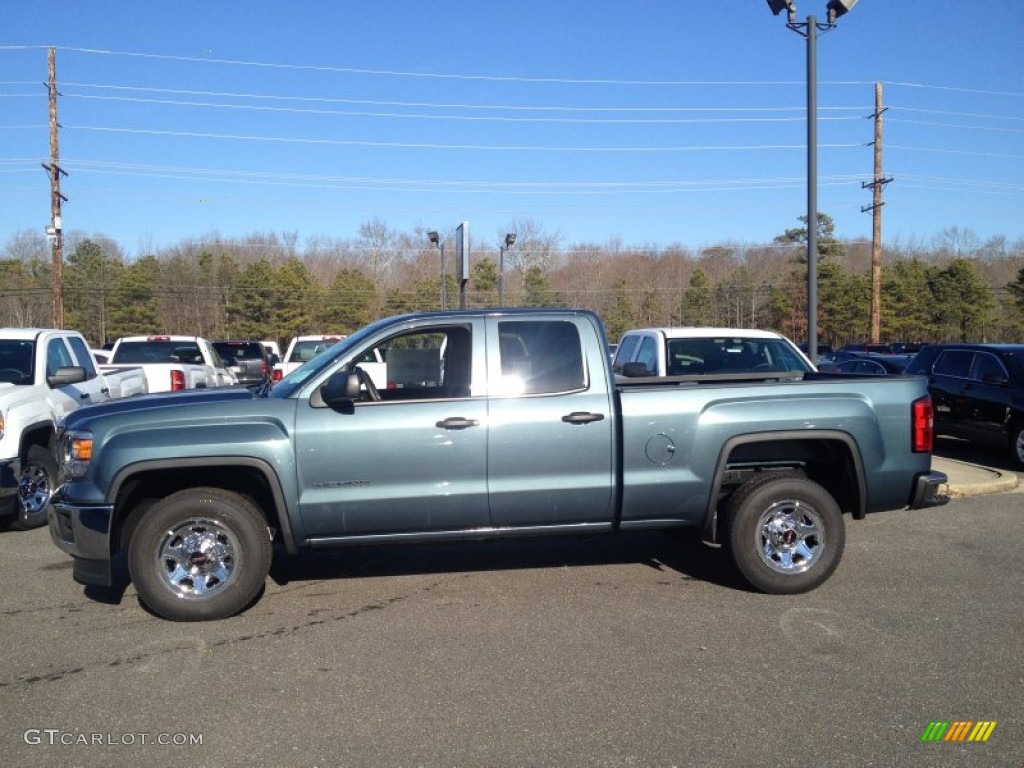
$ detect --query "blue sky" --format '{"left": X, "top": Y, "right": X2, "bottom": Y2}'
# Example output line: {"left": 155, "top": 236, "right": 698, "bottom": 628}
{"left": 2, "top": 1, "right": 1022, "bottom": 257}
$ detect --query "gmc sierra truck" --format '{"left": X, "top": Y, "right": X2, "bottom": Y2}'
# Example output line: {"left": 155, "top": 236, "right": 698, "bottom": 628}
{"left": 106, "top": 335, "right": 236, "bottom": 392}
{"left": 48, "top": 309, "right": 948, "bottom": 621}
{"left": 0, "top": 328, "right": 147, "bottom": 529}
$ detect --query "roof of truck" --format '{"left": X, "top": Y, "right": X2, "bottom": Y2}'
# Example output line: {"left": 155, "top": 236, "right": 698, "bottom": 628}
{"left": 623, "top": 327, "right": 789, "bottom": 340}
{"left": 0, "top": 328, "right": 76, "bottom": 340}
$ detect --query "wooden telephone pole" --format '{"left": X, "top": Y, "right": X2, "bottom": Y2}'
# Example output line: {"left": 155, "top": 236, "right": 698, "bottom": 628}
{"left": 862, "top": 82, "right": 892, "bottom": 343}
{"left": 42, "top": 47, "right": 68, "bottom": 328}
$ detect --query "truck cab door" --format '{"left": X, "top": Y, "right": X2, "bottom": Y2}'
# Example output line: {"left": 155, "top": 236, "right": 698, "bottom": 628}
{"left": 293, "top": 320, "right": 489, "bottom": 538}
{"left": 485, "top": 316, "right": 615, "bottom": 528}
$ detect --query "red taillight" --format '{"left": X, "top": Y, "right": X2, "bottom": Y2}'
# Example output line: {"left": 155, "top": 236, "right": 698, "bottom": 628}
{"left": 912, "top": 395, "right": 934, "bottom": 453}
{"left": 171, "top": 369, "right": 186, "bottom": 391}
{"left": 261, "top": 361, "right": 268, "bottom": 376}
{"left": 272, "top": 369, "right": 283, "bottom": 382}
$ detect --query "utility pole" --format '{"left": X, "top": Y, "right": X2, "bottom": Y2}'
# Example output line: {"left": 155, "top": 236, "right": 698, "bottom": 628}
{"left": 862, "top": 82, "right": 892, "bottom": 344}
{"left": 42, "top": 47, "right": 68, "bottom": 328}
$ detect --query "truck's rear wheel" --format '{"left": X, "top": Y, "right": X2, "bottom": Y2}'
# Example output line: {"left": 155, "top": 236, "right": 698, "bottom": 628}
{"left": 725, "top": 473, "right": 844, "bottom": 594}
{"left": 128, "top": 488, "right": 272, "bottom": 621}
{"left": 13, "top": 445, "right": 57, "bottom": 530}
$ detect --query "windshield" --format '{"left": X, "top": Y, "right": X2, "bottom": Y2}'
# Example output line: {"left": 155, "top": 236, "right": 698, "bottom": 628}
{"left": 0, "top": 340, "right": 35, "bottom": 385}
{"left": 269, "top": 320, "right": 389, "bottom": 398}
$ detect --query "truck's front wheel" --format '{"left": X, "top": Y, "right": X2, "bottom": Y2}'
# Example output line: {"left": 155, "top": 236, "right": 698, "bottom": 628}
{"left": 13, "top": 445, "right": 58, "bottom": 530}
{"left": 128, "top": 488, "right": 273, "bottom": 621}
{"left": 725, "top": 474, "right": 844, "bottom": 594}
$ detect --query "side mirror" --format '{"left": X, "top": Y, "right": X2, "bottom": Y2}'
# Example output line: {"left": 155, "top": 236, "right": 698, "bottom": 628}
{"left": 268, "top": 353, "right": 280, "bottom": 366}
{"left": 319, "top": 370, "right": 362, "bottom": 409}
{"left": 622, "top": 362, "right": 653, "bottom": 378}
{"left": 48, "top": 366, "right": 86, "bottom": 388}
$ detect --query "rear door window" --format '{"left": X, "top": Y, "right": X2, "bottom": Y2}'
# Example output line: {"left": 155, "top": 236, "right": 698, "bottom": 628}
{"left": 497, "top": 320, "right": 585, "bottom": 395}
{"left": 971, "top": 352, "right": 1007, "bottom": 383}
{"left": 934, "top": 350, "right": 973, "bottom": 378}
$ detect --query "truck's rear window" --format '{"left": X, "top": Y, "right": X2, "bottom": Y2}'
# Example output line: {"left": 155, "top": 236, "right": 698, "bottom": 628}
{"left": 666, "top": 337, "right": 810, "bottom": 375}
{"left": 288, "top": 339, "right": 341, "bottom": 363}
{"left": 113, "top": 341, "right": 203, "bottom": 364}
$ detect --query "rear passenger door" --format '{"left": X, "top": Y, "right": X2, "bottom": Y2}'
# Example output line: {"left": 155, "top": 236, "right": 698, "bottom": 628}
{"left": 930, "top": 349, "right": 972, "bottom": 434}
{"left": 964, "top": 351, "right": 1015, "bottom": 443}
{"left": 486, "top": 316, "right": 615, "bottom": 528}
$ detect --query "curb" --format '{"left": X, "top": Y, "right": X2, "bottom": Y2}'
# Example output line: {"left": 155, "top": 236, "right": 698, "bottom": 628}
{"left": 940, "top": 458, "right": 1021, "bottom": 498}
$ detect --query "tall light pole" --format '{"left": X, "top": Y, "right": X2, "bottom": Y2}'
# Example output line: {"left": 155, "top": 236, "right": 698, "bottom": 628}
{"left": 767, "top": 0, "right": 857, "bottom": 365}
{"left": 427, "top": 230, "right": 446, "bottom": 310}
{"left": 499, "top": 232, "right": 516, "bottom": 307}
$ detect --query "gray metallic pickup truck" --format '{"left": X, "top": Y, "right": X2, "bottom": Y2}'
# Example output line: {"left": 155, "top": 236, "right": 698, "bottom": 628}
{"left": 49, "top": 309, "right": 948, "bottom": 621}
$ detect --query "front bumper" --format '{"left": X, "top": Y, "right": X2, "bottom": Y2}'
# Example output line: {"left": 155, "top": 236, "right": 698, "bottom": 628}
{"left": 910, "top": 470, "right": 950, "bottom": 509}
{"left": 0, "top": 457, "right": 19, "bottom": 519}
{"left": 48, "top": 488, "right": 115, "bottom": 587}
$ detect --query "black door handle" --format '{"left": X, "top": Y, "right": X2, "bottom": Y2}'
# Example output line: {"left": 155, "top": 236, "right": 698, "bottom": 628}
{"left": 562, "top": 411, "right": 605, "bottom": 424}
{"left": 436, "top": 417, "right": 480, "bottom": 430}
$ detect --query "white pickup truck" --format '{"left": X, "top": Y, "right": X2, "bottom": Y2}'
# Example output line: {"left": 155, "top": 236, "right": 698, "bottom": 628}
{"left": 0, "top": 328, "right": 148, "bottom": 529}
{"left": 271, "top": 334, "right": 346, "bottom": 383}
{"left": 107, "top": 335, "right": 237, "bottom": 393}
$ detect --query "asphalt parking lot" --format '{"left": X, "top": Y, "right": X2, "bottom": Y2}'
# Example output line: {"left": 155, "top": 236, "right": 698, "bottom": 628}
{"left": 1, "top": 451, "right": 1021, "bottom": 768}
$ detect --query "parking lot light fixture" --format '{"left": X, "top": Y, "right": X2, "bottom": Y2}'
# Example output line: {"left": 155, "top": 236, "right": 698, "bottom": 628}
{"left": 427, "top": 230, "right": 446, "bottom": 310}
{"left": 766, "top": 0, "right": 857, "bottom": 366}
{"left": 499, "top": 232, "right": 516, "bottom": 307}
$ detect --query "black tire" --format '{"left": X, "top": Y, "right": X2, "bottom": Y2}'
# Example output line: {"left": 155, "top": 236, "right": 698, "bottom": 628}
{"left": 12, "top": 445, "right": 58, "bottom": 530}
{"left": 725, "top": 473, "right": 845, "bottom": 594}
{"left": 127, "top": 488, "right": 272, "bottom": 621}
{"left": 1010, "top": 423, "right": 1024, "bottom": 470}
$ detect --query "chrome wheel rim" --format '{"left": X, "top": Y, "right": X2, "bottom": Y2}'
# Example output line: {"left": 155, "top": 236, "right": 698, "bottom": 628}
{"left": 156, "top": 518, "right": 238, "bottom": 599}
{"left": 17, "top": 461, "right": 52, "bottom": 517}
{"left": 1014, "top": 430, "right": 1024, "bottom": 464}
{"left": 755, "top": 500, "right": 825, "bottom": 575}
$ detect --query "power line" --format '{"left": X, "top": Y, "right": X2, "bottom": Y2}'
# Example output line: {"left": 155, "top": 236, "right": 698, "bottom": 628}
{"left": 888, "top": 106, "right": 1024, "bottom": 123}
{"left": 67, "top": 125, "right": 867, "bottom": 153}
{"left": 59, "top": 81, "right": 870, "bottom": 115}
{"left": 55, "top": 46, "right": 880, "bottom": 87}
{"left": 883, "top": 81, "right": 1024, "bottom": 99}
{"left": 63, "top": 93, "right": 866, "bottom": 125}
{"left": 887, "top": 144, "right": 1024, "bottom": 160}
{"left": 888, "top": 118, "right": 1024, "bottom": 134}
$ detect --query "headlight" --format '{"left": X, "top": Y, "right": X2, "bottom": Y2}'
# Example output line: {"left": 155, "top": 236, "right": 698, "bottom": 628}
{"left": 60, "top": 429, "right": 93, "bottom": 480}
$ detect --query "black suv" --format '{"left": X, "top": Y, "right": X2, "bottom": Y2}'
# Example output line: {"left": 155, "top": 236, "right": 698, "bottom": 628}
{"left": 211, "top": 340, "right": 273, "bottom": 389}
{"left": 906, "top": 343, "right": 1024, "bottom": 467}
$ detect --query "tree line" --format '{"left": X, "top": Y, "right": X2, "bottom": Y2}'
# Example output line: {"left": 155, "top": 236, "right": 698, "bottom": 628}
{"left": 1, "top": 215, "right": 1022, "bottom": 349}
